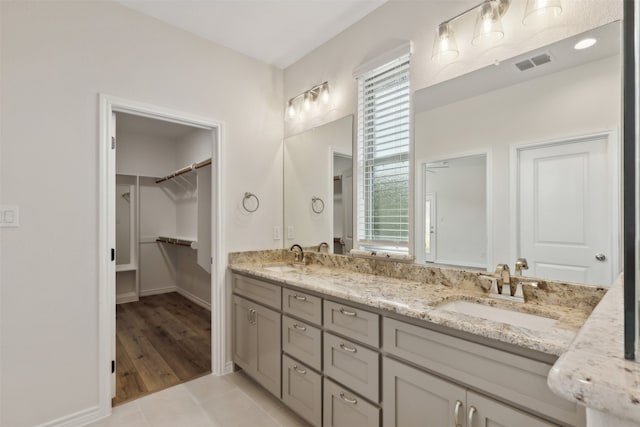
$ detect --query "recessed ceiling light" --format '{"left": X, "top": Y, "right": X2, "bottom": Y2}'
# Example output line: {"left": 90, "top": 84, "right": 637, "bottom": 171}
{"left": 574, "top": 38, "right": 597, "bottom": 50}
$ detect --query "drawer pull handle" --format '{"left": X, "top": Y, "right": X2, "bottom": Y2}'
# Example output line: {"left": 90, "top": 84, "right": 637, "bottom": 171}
{"left": 293, "top": 323, "right": 307, "bottom": 331}
{"left": 293, "top": 364, "right": 307, "bottom": 375}
{"left": 454, "top": 400, "right": 463, "bottom": 427}
{"left": 468, "top": 406, "right": 477, "bottom": 427}
{"left": 339, "top": 392, "right": 357, "bottom": 405}
{"left": 339, "top": 307, "right": 357, "bottom": 316}
{"left": 339, "top": 343, "right": 357, "bottom": 353}
{"left": 293, "top": 294, "right": 307, "bottom": 301}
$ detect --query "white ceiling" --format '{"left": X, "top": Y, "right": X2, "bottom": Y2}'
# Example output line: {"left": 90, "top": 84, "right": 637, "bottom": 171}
{"left": 116, "top": 0, "right": 388, "bottom": 69}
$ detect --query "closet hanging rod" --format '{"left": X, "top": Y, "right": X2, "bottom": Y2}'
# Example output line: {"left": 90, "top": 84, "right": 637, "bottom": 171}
{"left": 155, "top": 158, "right": 212, "bottom": 184}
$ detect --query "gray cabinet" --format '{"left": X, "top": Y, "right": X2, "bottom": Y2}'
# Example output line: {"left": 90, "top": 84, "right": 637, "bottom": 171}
{"left": 282, "top": 354, "right": 322, "bottom": 427}
{"left": 324, "top": 301, "right": 379, "bottom": 347}
{"left": 323, "top": 378, "right": 380, "bottom": 427}
{"left": 283, "top": 288, "right": 322, "bottom": 325}
{"left": 232, "top": 295, "right": 281, "bottom": 398}
{"left": 383, "top": 357, "right": 465, "bottom": 427}
{"left": 383, "top": 356, "right": 555, "bottom": 427}
{"left": 283, "top": 315, "right": 322, "bottom": 371}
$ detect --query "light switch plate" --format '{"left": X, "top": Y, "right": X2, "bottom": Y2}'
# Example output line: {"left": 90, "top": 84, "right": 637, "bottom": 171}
{"left": 287, "top": 226, "right": 295, "bottom": 240}
{"left": 272, "top": 226, "right": 281, "bottom": 240}
{"left": 0, "top": 205, "right": 19, "bottom": 228}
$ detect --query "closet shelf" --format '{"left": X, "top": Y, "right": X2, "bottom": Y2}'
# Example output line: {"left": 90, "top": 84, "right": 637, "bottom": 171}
{"left": 156, "top": 236, "right": 197, "bottom": 249}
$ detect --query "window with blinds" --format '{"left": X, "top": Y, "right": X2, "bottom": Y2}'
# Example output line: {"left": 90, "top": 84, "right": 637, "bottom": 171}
{"left": 356, "top": 55, "right": 410, "bottom": 253}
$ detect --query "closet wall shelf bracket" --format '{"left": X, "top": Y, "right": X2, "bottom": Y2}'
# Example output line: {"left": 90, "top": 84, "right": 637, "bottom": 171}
{"left": 156, "top": 236, "right": 197, "bottom": 249}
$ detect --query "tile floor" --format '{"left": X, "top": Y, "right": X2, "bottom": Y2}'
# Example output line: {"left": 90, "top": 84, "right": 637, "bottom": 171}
{"left": 88, "top": 371, "right": 311, "bottom": 427}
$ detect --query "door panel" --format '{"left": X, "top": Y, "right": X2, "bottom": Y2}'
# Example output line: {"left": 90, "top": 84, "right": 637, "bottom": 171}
{"left": 466, "top": 391, "right": 554, "bottom": 427}
{"left": 383, "top": 357, "right": 466, "bottom": 427}
{"left": 232, "top": 295, "right": 255, "bottom": 371}
{"left": 254, "top": 303, "right": 282, "bottom": 398}
{"left": 518, "top": 135, "right": 611, "bottom": 285}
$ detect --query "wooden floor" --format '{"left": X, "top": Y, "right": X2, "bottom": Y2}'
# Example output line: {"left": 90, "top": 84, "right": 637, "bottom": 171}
{"left": 114, "top": 292, "right": 211, "bottom": 406}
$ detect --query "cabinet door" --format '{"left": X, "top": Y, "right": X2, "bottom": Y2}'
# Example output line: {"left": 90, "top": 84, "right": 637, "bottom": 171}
{"left": 466, "top": 391, "right": 555, "bottom": 427}
{"left": 253, "top": 302, "right": 282, "bottom": 398}
{"left": 383, "top": 357, "right": 467, "bottom": 427}
{"left": 282, "top": 354, "right": 322, "bottom": 427}
{"left": 232, "top": 295, "right": 256, "bottom": 372}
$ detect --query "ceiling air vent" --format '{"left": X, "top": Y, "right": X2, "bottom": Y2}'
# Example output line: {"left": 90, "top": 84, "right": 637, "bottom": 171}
{"left": 514, "top": 52, "right": 552, "bottom": 71}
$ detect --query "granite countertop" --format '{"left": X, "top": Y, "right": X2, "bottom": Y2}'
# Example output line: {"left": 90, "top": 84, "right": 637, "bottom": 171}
{"left": 229, "top": 260, "right": 595, "bottom": 357}
{"left": 548, "top": 276, "right": 640, "bottom": 422}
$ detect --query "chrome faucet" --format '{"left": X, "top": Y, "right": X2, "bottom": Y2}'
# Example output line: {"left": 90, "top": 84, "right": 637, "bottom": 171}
{"left": 290, "top": 244, "right": 304, "bottom": 263}
{"left": 515, "top": 258, "right": 529, "bottom": 276}
{"left": 318, "top": 242, "right": 329, "bottom": 253}
{"left": 494, "top": 264, "right": 514, "bottom": 296}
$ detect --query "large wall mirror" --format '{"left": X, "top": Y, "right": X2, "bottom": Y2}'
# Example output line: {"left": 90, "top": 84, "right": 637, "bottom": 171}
{"left": 414, "top": 21, "right": 621, "bottom": 286}
{"left": 284, "top": 115, "right": 353, "bottom": 253}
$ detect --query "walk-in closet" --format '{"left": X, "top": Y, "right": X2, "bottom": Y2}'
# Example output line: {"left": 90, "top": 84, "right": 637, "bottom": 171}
{"left": 113, "top": 112, "right": 213, "bottom": 405}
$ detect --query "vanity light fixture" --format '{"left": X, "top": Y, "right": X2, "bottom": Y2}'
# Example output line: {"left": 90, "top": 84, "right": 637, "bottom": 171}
{"left": 574, "top": 38, "right": 597, "bottom": 50}
{"left": 432, "top": 0, "right": 563, "bottom": 63}
{"left": 432, "top": 0, "right": 510, "bottom": 63}
{"left": 522, "top": 0, "right": 562, "bottom": 26}
{"left": 286, "top": 81, "right": 330, "bottom": 119}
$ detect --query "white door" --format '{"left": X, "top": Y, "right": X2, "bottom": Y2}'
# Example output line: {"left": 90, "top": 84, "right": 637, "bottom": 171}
{"left": 517, "top": 134, "right": 612, "bottom": 285}
{"left": 424, "top": 192, "right": 436, "bottom": 263}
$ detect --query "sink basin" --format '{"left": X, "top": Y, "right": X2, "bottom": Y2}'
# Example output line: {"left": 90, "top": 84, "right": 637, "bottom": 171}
{"left": 262, "top": 263, "right": 303, "bottom": 273}
{"left": 436, "top": 300, "right": 557, "bottom": 331}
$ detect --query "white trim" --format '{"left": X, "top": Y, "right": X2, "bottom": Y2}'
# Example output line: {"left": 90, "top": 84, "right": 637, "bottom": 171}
{"left": 509, "top": 129, "right": 620, "bottom": 283}
{"left": 223, "top": 361, "right": 235, "bottom": 375}
{"left": 416, "top": 149, "right": 493, "bottom": 271}
{"left": 115, "top": 291, "right": 138, "bottom": 305}
{"left": 35, "top": 405, "right": 100, "bottom": 427}
{"left": 98, "top": 94, "right": 226, "bottom": 421}
{"left": 176, "top": 287, "right": 212, "bottom": 311}
{"left": 352, "top": 41, "right": 412, "bottom": 78}
{"left": 427, "top": 259, "right": 487, "bottom": 269}
{"left": 139, "top": 286, "right": 178, "bottom": 297}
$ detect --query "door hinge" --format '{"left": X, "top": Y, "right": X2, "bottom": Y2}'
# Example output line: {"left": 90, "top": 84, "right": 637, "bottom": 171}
{"left": 111, "top": 136, "right": 116, "bottom": 150}
{"left": 111, "top": 248, "right": 115, "bottom": 262}
{"left": 111, "top": 360, "right": 115, "bottom": 374}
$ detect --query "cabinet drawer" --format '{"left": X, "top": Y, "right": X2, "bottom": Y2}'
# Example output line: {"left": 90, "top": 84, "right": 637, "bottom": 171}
{"left": 282, "top": 315, "right": 322, "bottom": 371}
{"left": 323, "top": 378, "right": 379, "bottom": 427}
{"left": 282, "top": 354, "right": 322, "bottom": 427}
{"left": 324, "top": 301, "right": 379, "bottom": 347}
{"left": 383, "top": 318, "right": 585, "bottom": 426}
{"left": 323, "top": 332, "right": 379, "bottom": 403}
{"left": 283, "top": 288, "right": 322, "bottom": 325}
{"left": 232, "top": 274, "right": 281, "bottom": 310}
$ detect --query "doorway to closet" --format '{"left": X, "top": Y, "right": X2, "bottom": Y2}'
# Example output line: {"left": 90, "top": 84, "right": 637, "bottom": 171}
{"left": 112, "top": 112, "right": 213, "bottom": 405}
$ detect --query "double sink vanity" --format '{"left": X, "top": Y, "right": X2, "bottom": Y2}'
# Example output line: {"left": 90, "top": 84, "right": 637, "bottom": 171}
{"left": 229, "top": 249, "right": 607, "bottom": 427}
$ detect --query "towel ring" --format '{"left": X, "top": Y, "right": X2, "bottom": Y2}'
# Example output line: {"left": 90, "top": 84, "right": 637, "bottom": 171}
{"left": 243, "top": 192, "right": 260, "bottom": 213}
{"left": 311, "top": 196, "right": 325, "bottom": 214}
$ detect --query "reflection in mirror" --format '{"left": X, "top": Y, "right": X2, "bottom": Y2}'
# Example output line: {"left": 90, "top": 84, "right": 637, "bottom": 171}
{"left": 420, "top": 154, "right": 488, "bottom": 270}
{"left": 414, "top": 21, "right": 621, "bottom": 286}
{"left": 116, "top": 176, "right": 137, "bottom": 270}
{"left": 284, "top": 116, "right": 353, "bottom": 253}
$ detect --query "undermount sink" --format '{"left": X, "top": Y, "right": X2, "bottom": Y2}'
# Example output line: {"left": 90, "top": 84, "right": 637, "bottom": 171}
{"left": 262, "top": 263, "right": 303, "bottom": 273}
{"left": 436, "top": 300, "right": 558, "bottom": 331}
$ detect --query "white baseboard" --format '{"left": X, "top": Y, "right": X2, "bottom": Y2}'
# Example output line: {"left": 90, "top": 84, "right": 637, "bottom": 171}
{"left": 116, "top": 291, "right": 138, "bottom": 305}
{"left": 176, "top": 287, "right": 211, "bottom": 311}
{"left": 223, "top": 361, "right": 235, "bottom": 375}
{"left": 139, "top": 286, "right": 177, "bottom": 297}
{"left": 35, "top": 405, "right": 101, "bottom": 427}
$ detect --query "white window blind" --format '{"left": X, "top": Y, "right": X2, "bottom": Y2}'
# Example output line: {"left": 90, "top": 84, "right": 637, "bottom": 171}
{"left": 356, "top": 55, "right": 410, "bottom": 253}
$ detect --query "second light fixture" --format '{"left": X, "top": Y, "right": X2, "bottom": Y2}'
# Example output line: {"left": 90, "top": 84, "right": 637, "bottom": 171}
{"left": 287, "top": 82, "right": 330, "bottom": 119}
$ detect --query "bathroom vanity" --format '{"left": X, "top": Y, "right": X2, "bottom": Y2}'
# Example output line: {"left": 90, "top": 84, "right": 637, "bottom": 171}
{"left": 229, "top": 251, "right": 603, "bottom": 427}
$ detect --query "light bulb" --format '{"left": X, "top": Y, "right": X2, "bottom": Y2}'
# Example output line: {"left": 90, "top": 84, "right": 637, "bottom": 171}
{"left": 432, "top": 22, "right": 459, "bottom": 63}
{"left": 287, "top": 100, "right": 296, "bottom": 118}
{"left": 320, "top": 83, "right": 330, "bottom": 104}
{"left": 303, "top": 92, "right": 312, "bottom": 112}
{"left": 472, "top": 1, "right": 504, "bottom": 47}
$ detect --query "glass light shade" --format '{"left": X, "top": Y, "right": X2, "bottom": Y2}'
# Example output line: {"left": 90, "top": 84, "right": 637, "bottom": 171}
{"left": 320, "top": 83, "right": 330, "bottom": 104}
{"left": 432, "top": 22, "right": 459, "bottom": 63}
{"left": 523, "top": 0, "right": 562, "bottom": 26}
{"left": 287, "top": 100, "right": 296, "bottom": 118}
{"left": 472, "top": 1, "right": 504, "bottom": 47}
{"left": 303, "top": 92, "right": 312, "bottom": 111}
